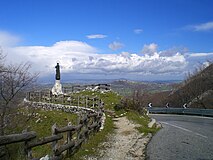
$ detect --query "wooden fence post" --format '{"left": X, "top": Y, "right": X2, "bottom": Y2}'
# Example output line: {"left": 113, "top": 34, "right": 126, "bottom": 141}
{"left": 69, "top": 95, "right": 72, "bottom": 106}
{"left": 67, "top": 122, "right": 72, "bottom": 156}
{"left": 84, "top": 113, "right": 89, "bottom": 141}
{"left": 49, "top": 91, "right": 51, "bottom": 103}
{"left": 92, "top": 97, "right": 95, "bottom": 108}
{"left": 52, "top": 123, "right": 59, "bottom": 159}
{"left": 0, "top": 146, "right": 7, "bottom": 159}
{"left": 39, "top": 92, "right": 41, "bottom": 102}
{"left": 78, "top": 96, "right": 79, "bottom": 107}
{"left": 77, "top": 114, "right": 82, "bottom": 140}
{"left": 22, "top": 129, "right": 33, "bottom": 160}
{"left": 85, "top": 96, "right": 88, "bottom": 108}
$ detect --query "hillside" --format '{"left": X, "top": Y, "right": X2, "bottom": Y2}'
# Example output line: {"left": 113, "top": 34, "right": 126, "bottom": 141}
{"left": 168, "top": 63, "right": 213, "bottom": 108}
{"left": 111, "top": 80, "right": 176, "bottom": 96}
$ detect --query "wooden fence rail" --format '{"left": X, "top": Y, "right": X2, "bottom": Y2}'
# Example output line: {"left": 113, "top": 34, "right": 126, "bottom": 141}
{"left": 26, "top": 91, "right": 103, "bottom": 109}
{"left": 0, "top": 111, "right": 103, "bottom": 160}
{"left": 0, "top": 91, "right": 105, "bottom": 160}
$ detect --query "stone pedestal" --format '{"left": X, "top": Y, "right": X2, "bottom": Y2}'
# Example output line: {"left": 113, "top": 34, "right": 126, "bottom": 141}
{"left": 52, "top": 80, "right": 63, "bottom": 95}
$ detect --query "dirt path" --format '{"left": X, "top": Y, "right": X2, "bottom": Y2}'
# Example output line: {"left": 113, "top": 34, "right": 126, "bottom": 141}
{"left": 91, "top": 116, "right": 151, "bottom": 160}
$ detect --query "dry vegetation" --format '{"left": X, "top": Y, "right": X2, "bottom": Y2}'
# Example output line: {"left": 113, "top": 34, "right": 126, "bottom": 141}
{"left": 118, "top": 62, "right": 213, "bottom": 109}
{"left": 168, "top": 63, "right": 213, "bottom": 108}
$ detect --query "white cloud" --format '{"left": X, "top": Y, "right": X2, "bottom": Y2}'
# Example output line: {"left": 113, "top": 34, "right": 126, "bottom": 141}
{"left": 185, "top": 21, "right": 213, "bottom": 31}
{"left": 188, "top": 52, "right": 213, "bottom": 57}
{"left": 134, "top": 29, "right": 143, "bottom": 34}
{"left": 5, "top": 41, "right": 189, "bottom": 77}
{"left": 86, "top": 34, "right": 107, "bottom": 39}
{"left": 141, "top": 43, "right": 158, "bottom": 56}
{"left": 0, "top": 31, "right": 21, "bottom": 47}
{"left": 109, "top": 41, "right": 124, "bottom": 50}
{"left": 7, "top": 41, "right": 97, "bottom": 74}
{"left": 159, "top": 47, "right": 188, "bottom": 57}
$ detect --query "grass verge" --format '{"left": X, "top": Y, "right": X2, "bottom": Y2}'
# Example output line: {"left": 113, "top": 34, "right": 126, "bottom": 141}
{"left": 6, "top": 107, "right": 78, "bottom": 159}
{"left": 70, "top": 115, "right": 114, "bottom": 160}
{"left": 126, "top": 110, "right": 160, "bottom": 135}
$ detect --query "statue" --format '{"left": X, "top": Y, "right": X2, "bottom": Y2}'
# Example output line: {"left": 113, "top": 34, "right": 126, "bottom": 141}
{"left": 52, "top": 62, "right": 63, "bottom": 95}
{"left": 55, "top": 63, "right": 60, "bottom": 80}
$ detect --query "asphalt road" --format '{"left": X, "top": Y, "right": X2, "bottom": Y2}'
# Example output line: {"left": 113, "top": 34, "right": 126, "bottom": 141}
{"left": 147, "top": 114, "right": 213, "bottom": 160}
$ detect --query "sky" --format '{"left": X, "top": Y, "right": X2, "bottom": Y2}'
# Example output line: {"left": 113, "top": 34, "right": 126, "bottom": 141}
{"left": 0, "top": 0, "right": 213, "bottom": 82}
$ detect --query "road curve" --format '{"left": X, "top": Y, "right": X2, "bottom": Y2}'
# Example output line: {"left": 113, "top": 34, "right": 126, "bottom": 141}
{"left": 147, "top": 114, "right": 213, "bottom": 160}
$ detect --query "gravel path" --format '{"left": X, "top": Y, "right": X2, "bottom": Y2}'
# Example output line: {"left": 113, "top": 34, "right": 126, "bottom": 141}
{"left": 89, "top": 116, "right": 151, "bottom": 160}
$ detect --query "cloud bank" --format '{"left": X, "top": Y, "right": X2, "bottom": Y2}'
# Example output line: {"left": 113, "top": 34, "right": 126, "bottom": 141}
{"left": 4, "top": 40, "right": 190, "bottom": 78}
{"left": 0, "top": 31, "right": 21, "bottom": 46}
{"left": 1, "top": 31, "right": 212, "bottom": 80}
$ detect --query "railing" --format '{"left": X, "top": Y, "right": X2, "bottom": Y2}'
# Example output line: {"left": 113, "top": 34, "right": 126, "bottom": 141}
{"left": 147, "top": 107, "right": 213, "bottom": 117}
{"left": 26, "top": 91, "right": 102, "bottom": 109}
{"left": 0, "top": 111, "right": 103, "bottom": 159}
{"left": 0, "top": 91, "right": 105, "bottom": 159}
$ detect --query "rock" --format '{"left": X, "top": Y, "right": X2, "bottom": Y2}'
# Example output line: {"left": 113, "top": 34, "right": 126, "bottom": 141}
{"left": 36, "top": 118, "right": 41, "bottom": 123}
{"left": 148, "top": 118, "right": 156, "bottom": 128}
{"left": 40, "top": 155, "right": 49, "bottom": 160}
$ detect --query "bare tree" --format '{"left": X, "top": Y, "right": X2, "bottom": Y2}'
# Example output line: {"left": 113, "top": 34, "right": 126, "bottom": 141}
{"left": 0, "top": 53, "right": 38, "bottom": 135}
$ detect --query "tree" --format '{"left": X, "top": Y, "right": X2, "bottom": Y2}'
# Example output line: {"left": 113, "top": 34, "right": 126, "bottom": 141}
{"left": 0, "top": 52, "right": 38, "bottom": 135}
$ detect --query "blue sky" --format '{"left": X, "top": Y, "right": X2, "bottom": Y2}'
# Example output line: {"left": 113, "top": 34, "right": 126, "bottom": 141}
{"left": 0, "top": 0, "right": 213, "bottom": 81}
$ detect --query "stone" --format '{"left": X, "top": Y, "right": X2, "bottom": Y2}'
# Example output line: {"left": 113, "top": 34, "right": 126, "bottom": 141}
{"left": 52, "top": 80, "right": 63, "bottom": 95}
{"left": 36, "top": 118, "right": 41, "bottom": 123}
{"left": 40, "top": 155, "right": 49, "bottom": 160}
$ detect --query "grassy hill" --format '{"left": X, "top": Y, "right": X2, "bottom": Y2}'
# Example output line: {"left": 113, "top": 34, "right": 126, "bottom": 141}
{"left": 168, "top": 63, "right": 213, "bottom": 108}
{"left": 5, "top": 89, "right": 159, "bottom": 159}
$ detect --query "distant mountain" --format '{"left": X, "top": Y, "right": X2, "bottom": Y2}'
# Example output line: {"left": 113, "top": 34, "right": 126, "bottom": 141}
{"left": 111, "top": 79, "right": 177, "bottom": 96}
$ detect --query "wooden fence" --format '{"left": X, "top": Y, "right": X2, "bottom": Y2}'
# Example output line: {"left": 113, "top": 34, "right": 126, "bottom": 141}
{"left": 26, "top": 91, "right": 102, "bottom": 109}
{"left": 0, "top": 91, "right": 105, "bottom": 159}
{"left": 0, "top": 111, "right": 103, "bottom": 159}
{"left": 63, "top": 84, "right": 111, "bottom": 93}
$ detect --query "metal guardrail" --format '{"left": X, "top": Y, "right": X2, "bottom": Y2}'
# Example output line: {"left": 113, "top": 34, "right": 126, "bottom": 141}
{"left": 147, "top": 107, "right": 213, "bottom": 117}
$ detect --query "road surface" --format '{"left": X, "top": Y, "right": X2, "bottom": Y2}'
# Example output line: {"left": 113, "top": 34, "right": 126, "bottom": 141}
{"left": 147, "top": 114, "right": 213, "bottom": 160}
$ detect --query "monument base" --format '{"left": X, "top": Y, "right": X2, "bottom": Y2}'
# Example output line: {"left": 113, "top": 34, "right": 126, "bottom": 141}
{"left": 52, "top": 80, "right": 63, "bottom": 95}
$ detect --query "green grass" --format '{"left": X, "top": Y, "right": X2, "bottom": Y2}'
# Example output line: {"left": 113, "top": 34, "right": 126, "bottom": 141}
{"left": 126, "top": 111, "right": 160, "bottom": 135}
{"left": 70, "top": 115, "right": 114, "bottom": 160}
{"left": 6, "top": 90, "right": 121, "bottom": 159}
{"left": 6, "top": 107, "right": 78, "bottom": 159}
{"left": 66, "top": 91, "right": 120, "bottom": 159}
{"left": 6, "top": 90, "right": 160, "bottom": 159}
{"left": 73, "top": 90, "right": 122, "bottom": 110}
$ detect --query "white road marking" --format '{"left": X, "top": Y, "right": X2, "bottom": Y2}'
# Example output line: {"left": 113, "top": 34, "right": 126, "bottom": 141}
{"left": 161, "top": 122, "right": 208, "bottom": 139}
